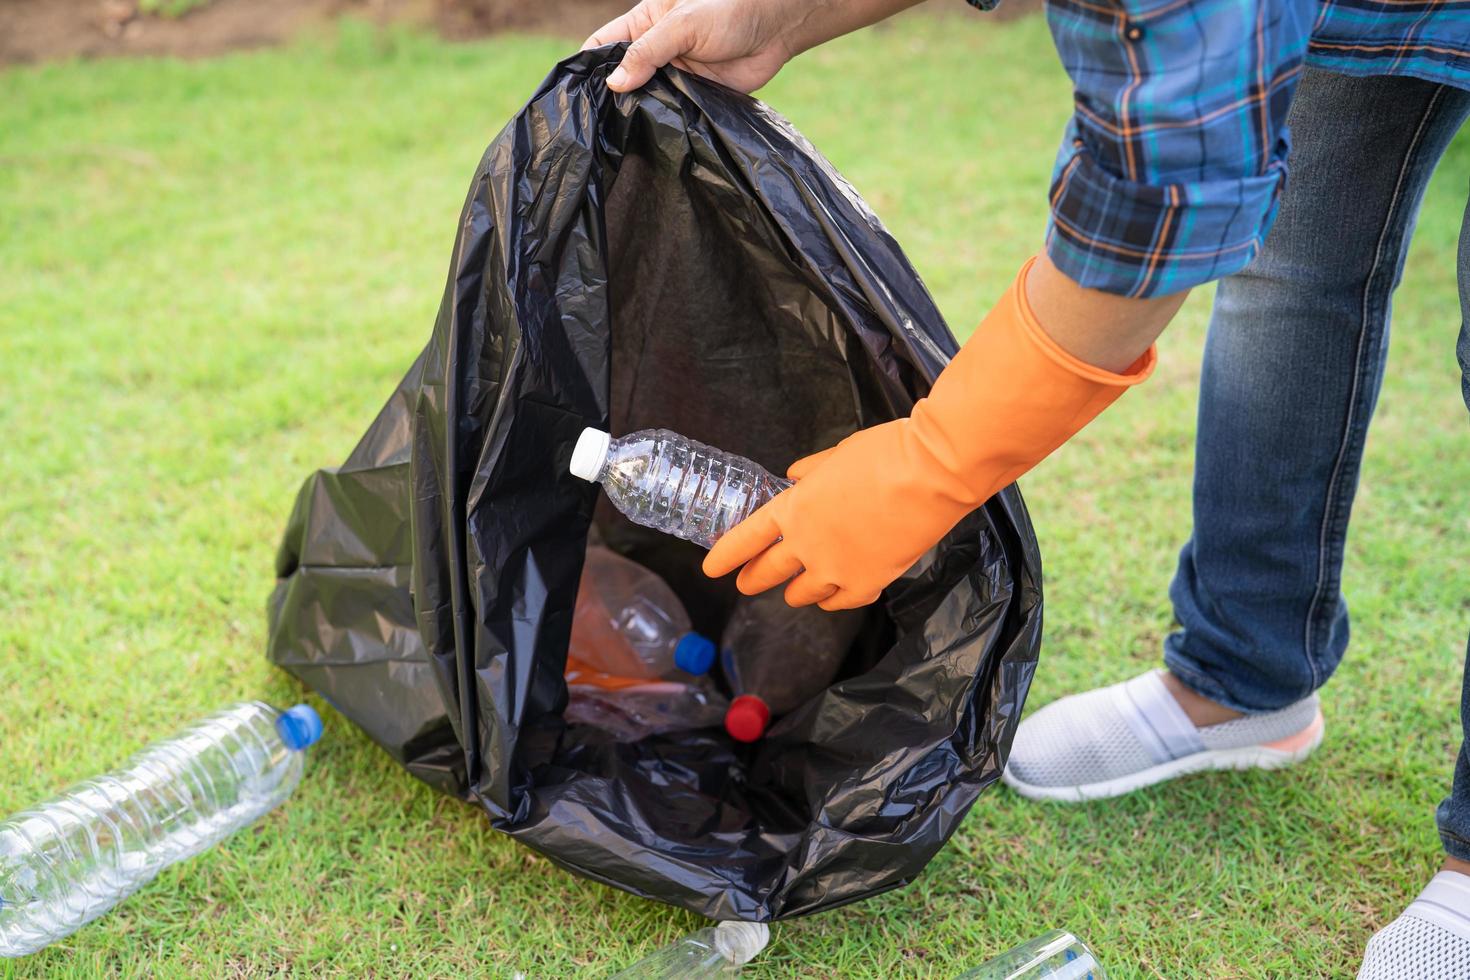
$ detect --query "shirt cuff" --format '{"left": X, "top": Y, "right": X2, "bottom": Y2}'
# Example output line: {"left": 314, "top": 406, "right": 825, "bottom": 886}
{"left": 1045, "top": 136, "right": 1290, "bottom": 298}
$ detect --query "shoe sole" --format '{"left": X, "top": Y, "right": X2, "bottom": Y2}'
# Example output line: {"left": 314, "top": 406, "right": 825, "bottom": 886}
{"left": 1002, "top": 709, "right": 1325, "bottom": 803}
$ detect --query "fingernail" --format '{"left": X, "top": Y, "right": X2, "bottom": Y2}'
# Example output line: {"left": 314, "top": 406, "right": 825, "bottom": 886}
{"left": 607, "top": 66, "right": 628, "bottom": 89}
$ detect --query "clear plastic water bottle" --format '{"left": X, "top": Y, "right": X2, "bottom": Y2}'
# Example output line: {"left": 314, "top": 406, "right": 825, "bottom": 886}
{"left": 574, "top": 545, "right": 716, "bottom": 677}
{"left": 0, "top": 701, "right": 323, "bottom": 957}
{"left": 569, "top": 428, "right": 791, "bottom": 549}
{"left": 564, "top": 655, "right": 729, "bottom": 741}
{"left": 610, "top": 920, "right": 771, "bottom": 978}
{"left": 955, "top": 931, "right": 1106, "bottom": 980}
{"left": 720, "top": 591, "right": 865, "bottom": 742}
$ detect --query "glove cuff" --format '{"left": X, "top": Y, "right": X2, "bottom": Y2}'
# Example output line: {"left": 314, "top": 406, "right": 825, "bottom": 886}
{"left": 1010, "top": 256, "right": 1157, "bottom": 386}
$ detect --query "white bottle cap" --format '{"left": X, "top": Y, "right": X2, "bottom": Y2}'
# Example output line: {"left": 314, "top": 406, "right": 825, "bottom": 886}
{"left": 569, "top": 427, "right": 612, "bottom": 482}
{"left": 714, "top": 921, "right": 770, "bottom": 966}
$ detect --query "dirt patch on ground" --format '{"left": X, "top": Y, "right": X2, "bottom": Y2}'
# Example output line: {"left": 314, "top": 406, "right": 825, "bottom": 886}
{"left": 0, "top": 0, "right": 1038, "bottom": 66}
{"left": 435, "top": 0, "right": 629, "bottom": 41}
{"left": 0, "top": 0, "right": 626, "bottom": 65}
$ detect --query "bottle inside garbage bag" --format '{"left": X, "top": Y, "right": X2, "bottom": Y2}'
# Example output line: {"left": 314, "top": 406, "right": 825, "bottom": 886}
{"left": 954, "top": 930, "right": 1106, "bottom": 980}
{"left": 564, "top": 656, "right": 728, "bottom": 741}
{"left": 0, "top": 701, "right": 323, "bottom": 958}
{"left": 609, "top": 920, "right": 771, "bottom": 978}
{"left": 720, "top": 591, "right": 866, "bottom": 743}
{"left": 573, "top": 545, "right": 716, "bottom": 677}
{"left": 569, "top": 428, "right": 791, "bottom": 550}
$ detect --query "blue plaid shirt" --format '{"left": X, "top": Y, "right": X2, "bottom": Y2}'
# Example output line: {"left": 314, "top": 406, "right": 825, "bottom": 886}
{"left": 969, "top": 0, "right": 1470, "bottom": 297}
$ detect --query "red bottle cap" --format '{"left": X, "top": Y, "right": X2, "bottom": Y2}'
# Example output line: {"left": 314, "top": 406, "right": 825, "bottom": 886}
{"left": 725, "top": 695, "right": 771, "bottom": 743}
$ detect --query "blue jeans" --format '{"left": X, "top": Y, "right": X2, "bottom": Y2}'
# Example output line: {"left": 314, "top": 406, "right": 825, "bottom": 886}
{"left": 1162, "top": 68, "right": 1470, "bottom": 860}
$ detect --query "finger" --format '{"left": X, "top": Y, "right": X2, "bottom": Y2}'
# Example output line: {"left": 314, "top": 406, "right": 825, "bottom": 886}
{"left": 787, "top": 446, "right": 837, "bottom": 481}
{"left": 784, "top": 573, "right": 838, "bottom": 608}
{"left": 607, "top": 12, "right": 695, "bottom": 91}
{"left": 582, "top": 14, "right": 633, "bottom": 50}
{"left": 703, "top": 507, "right": 782, "bottom": 578}
{"left": 818, "top": 587, "right": 881, "bottom": 612}
{"left": 584, "top": 0, "right": 658, "bottom": 50}
{"left": 736, "top": 541, "right": 804, "bottom": 596}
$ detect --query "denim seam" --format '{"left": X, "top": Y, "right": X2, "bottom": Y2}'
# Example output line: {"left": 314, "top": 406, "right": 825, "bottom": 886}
{"left": 1301, "top": 84, "right": 1449, "bottom": 698}
{"left": 1440, "top": 828, "right": 1470, "bottom": 861}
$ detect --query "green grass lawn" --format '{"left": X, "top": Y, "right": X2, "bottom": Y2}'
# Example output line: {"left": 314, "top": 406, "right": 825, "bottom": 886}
{"left": 4, "top": 11, "right": 1470, "bottom": 977}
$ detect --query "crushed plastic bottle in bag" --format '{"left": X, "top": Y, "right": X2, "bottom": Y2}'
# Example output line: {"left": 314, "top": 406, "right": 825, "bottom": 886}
{"left": 564, "top": 656, "right": 728, "bottom": 742}
{"left": 574, "top": 545, "right": 715, "bottom": 677}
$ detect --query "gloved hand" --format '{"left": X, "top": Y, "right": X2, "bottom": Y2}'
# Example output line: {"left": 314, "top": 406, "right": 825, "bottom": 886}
{"left": 702, "top": 256, "right": 1156, "bottom": 609}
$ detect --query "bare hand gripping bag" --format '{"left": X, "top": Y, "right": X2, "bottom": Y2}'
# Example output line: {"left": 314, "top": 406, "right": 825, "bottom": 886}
{"left": 267, "top": 45, "right": 1043, "bottom": 921}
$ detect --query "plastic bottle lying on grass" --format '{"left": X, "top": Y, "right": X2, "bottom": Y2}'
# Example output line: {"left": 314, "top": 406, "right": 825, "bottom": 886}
{"left": 955, "top": 930, "right": 1106, "bottom": 980}
{"left": 0, "top": 701, "right": 322, "bottom": 957}
{"left": 569, "top": 428, "right": 790, "bottom": 549}
{"left": 610, "top": 920, "right": 771, "bottom": 978}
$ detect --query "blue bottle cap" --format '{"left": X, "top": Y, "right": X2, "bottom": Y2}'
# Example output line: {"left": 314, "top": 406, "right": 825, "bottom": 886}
{"left": 673, "top": 632, "right": 716, "bottom": 675}
{"left": 276, "top": 704, "right": 324, "bottom": 751}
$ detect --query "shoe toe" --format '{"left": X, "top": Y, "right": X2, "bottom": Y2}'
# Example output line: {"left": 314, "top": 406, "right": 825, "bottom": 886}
{"left": 1005, "top": 684, "right": 1158, "bottom": 791}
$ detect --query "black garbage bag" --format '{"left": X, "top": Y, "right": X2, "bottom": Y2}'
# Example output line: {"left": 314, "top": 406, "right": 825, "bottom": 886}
{"left": 267, "top": 46, "right": 1043, "bottom": 921}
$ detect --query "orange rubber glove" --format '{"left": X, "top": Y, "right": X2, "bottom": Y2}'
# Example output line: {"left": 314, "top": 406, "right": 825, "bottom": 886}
{"left": 702, "top": 256, "right": 1156, "bottom": 610}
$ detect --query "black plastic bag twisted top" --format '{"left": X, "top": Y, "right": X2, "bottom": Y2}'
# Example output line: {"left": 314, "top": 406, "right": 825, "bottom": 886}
{"left": 268, "top": 45, "right": 1043, "bottom": 921}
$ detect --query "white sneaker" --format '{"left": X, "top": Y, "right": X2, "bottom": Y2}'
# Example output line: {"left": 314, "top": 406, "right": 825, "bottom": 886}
{"left": 1003, "top": 669, "right": 1324, "bottom": 802}
{"left": 1359, "top": 872, "right": 1470, "bottom": 979}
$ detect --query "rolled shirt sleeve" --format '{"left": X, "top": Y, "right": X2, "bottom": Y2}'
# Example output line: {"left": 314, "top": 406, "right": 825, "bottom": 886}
{"left": 1041, "top": 0, "right": 1318, "bottom": 297}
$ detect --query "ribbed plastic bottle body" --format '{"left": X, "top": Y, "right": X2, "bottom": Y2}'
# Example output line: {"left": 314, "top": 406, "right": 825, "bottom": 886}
{"left": 609, "top": 929, "right": 735, "bottom": 978}
{"left": 0, "top": 703, "right": 306, "bottom": 957}
{"left": 572, "top": 546, "right": 694, "bottom": 678}
{"left": 955, "top": 930, "right": 1106, "bottom": 980}
{"left": 721, "top": 592, "right": 865, "bottom": 715}
{"left": 599, "top": 431, "right": 791, "bottom": 549}
{"left": 610, "top": 922, "right": 769, "bottom": 978}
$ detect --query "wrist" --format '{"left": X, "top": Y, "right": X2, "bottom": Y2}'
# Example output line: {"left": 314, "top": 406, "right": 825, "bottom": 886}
{"left": 1015, "top": 257, "right": 1156, "bottom": 385}
{"left": 784, "top": 0, "right": 842, "bottom": 58}
{"left": 1025, "top": 250, "right": 1182, "bottom": 374}
{"left": 784, "top": 0, "right": 922, "bottom": 57}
